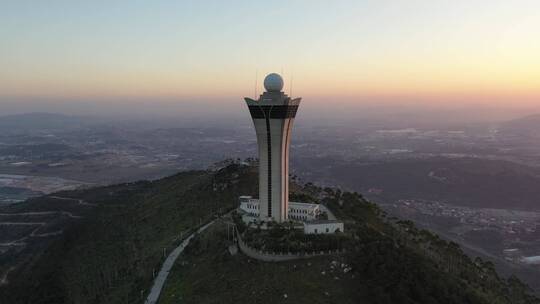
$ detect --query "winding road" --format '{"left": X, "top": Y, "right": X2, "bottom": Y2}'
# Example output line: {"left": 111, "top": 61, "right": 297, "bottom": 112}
{"left": 145, "top": 220, "right": 216, "bottom": 304}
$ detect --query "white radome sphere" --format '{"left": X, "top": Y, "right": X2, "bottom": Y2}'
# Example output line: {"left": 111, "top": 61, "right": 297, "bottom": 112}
{"left": 264, "top": 73, "right": 284, "bottom": 92}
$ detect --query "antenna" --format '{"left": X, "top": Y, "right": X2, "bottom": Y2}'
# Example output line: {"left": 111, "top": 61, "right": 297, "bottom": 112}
{"left": 254, "top": 69, "right": 258, "bottom": 98}
{"left": 290, "top": 73, "right": 293, "bottom": 97}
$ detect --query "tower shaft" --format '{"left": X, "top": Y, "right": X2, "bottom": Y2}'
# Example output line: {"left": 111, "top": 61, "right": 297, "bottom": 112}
{"left": 245, "top": 92, "right": 301, "bottom": 223}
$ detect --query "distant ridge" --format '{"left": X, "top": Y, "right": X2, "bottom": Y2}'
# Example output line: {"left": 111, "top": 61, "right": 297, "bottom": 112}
{"left": 500, "top": 113, "right": 540, "bottom": 138}
{"left": 0, "top": 112, "right": 90, "bottom": 131}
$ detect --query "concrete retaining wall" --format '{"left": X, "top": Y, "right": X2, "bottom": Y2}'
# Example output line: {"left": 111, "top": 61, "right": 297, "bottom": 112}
{"left": 236, "top": 232, "right": 343, "bottom": 262}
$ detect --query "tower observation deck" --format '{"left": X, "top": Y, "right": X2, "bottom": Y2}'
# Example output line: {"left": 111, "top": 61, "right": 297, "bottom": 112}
{"left": 244, "top": 73, "right": 301, "bottom": 223}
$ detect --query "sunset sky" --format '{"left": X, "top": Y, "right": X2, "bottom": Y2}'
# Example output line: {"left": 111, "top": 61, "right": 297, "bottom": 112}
{"left": 1, "top": 1, "right": 539, "bottom": 112}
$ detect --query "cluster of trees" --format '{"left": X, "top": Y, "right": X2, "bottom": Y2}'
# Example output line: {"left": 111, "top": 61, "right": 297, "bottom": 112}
{"left": 315, "top": 185, "right": 539, "bottom": 304}
{"left": 0, "top": 164, "right": 258, "bottom": 304}
{"left": 235, "top": 176, "right": 539, "bottom": 303}
{"left": 2, "top": 162, "right": 538, "bottom": 304}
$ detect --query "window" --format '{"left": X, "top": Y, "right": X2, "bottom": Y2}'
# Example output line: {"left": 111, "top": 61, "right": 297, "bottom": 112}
{"left": 326, "top": 228, "right": 329, "bottom": 233}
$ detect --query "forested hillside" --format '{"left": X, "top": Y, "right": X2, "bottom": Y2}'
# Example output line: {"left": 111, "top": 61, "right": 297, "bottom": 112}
{"left": 158, "top": 181, "right": 539, "bottom": 304}
{"left": 0, "top": 164, "right": 256, "bottom": 304}
{"left": 1, "top": 163, "right": 538, "bottom": 304}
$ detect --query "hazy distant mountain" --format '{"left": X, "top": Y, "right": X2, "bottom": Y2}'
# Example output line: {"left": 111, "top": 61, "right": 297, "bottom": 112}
{"left": 298, "top": 157, "right": 540, "bottom": 211}
{"left": 0, "top": 112, "right": 92, "bottom": 132}
{"left": 499, "top": 114, "right": 540, "bottom": 138}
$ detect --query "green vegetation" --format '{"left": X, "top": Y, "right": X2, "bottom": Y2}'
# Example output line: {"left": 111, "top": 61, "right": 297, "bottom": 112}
{"left": 317, "top": 186, "right": 539, "bottom": 304}
{"left": 1, "top": 163, "right": 538, "bottom": 304}
{"left": 158, "top": 177, "right": 539, "bottom": 304}
{"left": 159, "top": 222, "right": 360, "bottom": 304}
{"left": 0, "top": 164, "right": 257, "bottom": 304}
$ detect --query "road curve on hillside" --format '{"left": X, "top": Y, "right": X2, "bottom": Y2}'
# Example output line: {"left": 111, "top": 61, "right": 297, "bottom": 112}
{"left": 145, "top": 220, "right": 216, "bottom": 304}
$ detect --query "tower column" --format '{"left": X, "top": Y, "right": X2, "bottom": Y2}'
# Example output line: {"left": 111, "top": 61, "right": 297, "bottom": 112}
{"left": 245, "top": 73, "right": 301, "bottom": 223}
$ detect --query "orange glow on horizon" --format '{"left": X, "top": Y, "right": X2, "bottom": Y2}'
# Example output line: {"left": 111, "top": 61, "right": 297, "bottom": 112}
{"left": 2, "top": 2, "right": 539, "bottom": 109}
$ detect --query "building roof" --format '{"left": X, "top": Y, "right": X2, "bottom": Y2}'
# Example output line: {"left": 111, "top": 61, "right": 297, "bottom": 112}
{"left": 289, "top": 201, "right": 319, "bottom": 208}
{"left": 304, "top": 220, "right": 343, "bottom": 225}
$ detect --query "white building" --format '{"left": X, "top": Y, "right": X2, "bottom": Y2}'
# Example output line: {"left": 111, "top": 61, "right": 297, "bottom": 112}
{"left": 239, "top": 195, "right": 260, "bottom": 217}
{"left": 244, "top": 73, "right": 301, "bottom": 223}
{"left": 239, "top": 196, "right": 320, "bottom": 221}
{"left": 288, "top": 201, "right": 320, "bottom": 221}
{"left": 303, "top": 220, "right": 344, "bottom": 234}
{"left": 239, "top": 197, "right": 344, "bottom": 234}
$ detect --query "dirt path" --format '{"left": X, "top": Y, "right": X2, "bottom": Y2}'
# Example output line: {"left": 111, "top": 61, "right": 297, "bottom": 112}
{"left": 0, "top": 196, "right": 95, "bottom": 246}
{"left": 0, "top": 266, "right": 15, "bottom": 286}
{"left": 0, "top": 195, "right": 98, "bottom": 286}
{"left": 48, "top": 196, "right": 98, "bottom": 207}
